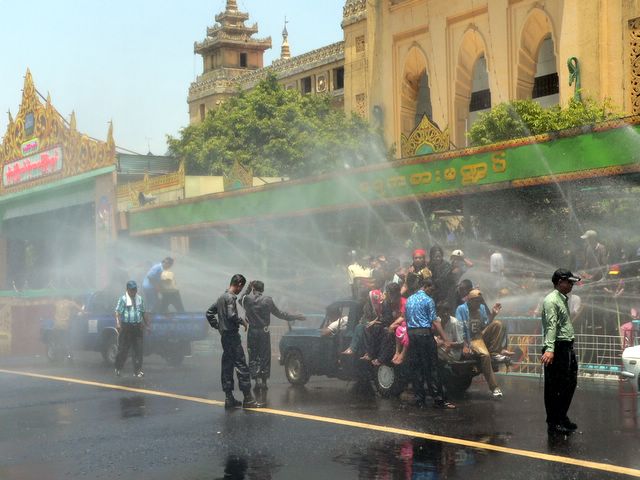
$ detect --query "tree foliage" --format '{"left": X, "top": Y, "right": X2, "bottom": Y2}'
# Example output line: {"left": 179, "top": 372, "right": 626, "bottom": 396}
{"left": 167, "top": 74, "right": 387, "bottom": 178}
{"left": 467, "top": 98, "right": 620, "bottom": 146}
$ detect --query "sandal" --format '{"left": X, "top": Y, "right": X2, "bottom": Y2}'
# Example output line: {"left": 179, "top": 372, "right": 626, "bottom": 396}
{"left": 435, "top": 401, "right": 456, "bottom": 409}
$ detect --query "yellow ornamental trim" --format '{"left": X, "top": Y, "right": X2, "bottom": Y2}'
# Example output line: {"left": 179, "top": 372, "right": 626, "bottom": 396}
{"left": 400, "top": 115, "right": 451, "bottom": 158}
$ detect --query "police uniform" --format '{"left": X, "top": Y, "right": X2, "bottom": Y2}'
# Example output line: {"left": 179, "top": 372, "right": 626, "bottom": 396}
{"left": 207, "top": 289, "right": 252, "bottom": 401}
{"left": 240, "top": 288, "right": 300, "bottom": 389}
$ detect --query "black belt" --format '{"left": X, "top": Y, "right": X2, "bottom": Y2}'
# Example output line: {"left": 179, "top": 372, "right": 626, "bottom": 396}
{"left": 408, "top": 327, "right": 433, "bottom": 335}
{"left": 249, "top": 326, "right": 270, "bottom": 333}
{"left": 555, "top": 340, "right": 574, "bottom": 348}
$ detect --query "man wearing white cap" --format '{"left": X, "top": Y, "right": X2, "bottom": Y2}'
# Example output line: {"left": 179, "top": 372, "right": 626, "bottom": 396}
{"left": 450, "top": 250, "right": 473, "bottom": 280}
{"left": 580, "top": 230, "right": 608, "bottom": 281}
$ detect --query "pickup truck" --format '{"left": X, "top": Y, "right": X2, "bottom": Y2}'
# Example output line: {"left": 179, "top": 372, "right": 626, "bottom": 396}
{"left": 41, "top": 290, "right": 208, "bottom": 366}
{"left": 279, "top": 298, "right": 511, "bottom": 397}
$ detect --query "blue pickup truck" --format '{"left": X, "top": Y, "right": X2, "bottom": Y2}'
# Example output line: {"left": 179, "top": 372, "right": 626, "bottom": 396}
{"left": 41, "top": 290, "right": 208, "bottom": 366}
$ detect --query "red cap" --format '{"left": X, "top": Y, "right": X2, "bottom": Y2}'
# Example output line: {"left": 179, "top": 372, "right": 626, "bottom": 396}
{"left": 413, "top": 249, "right": 426, "bottom": 258}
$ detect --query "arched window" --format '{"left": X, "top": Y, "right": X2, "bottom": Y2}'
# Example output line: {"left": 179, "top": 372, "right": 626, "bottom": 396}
{"left": 454, "top": 29, "right": 490, "bottom": 146}
{"left": 400, "top": 47, "right": 433, "bottom": 138}
{"left": 468, "top": 55, "right": 492, "bottom": 127}
{"left": 516, "top": 8, "right": 557, "bottom": 105}
{"left": 532, "top": 35, "right": 559, "bottom": 107}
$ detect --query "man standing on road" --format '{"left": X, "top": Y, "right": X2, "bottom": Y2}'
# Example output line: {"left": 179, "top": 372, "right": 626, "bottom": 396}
{"left": 240, "top": 280, "right": 304, "bottom": 403}
{"left": 114, "top": 281, "right": 149, "bottom": 378}
{"left": 541, "top": 269, "right": 581, "bottom": 435}
{"left": 206, "top": 274, "right": 261, "bottom": 409}
{"left": 405, "top": 277, "right": 455, "bottom": 409}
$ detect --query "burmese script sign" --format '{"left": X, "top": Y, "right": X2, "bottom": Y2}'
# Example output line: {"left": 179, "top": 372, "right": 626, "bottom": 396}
{"left": 2, "top": 146, "right": 63, "bottom": 187}
{"left": 128, "top": 122, "right": 640, "bottom": 235}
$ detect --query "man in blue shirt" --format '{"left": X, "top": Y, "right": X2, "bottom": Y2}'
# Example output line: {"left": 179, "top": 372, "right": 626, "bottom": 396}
{"left": 142, "top": 257, "right": 173, "bottom": 312}
{"left": 114, "top": 280, "right": 149, "bottom": 377}
{"left": 405, "top": 277, "right": 455, "bottom": 409}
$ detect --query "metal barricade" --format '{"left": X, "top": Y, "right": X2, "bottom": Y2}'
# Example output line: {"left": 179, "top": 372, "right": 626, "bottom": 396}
{"left": 506, "top": 333, "right": 625, "bottom": 377}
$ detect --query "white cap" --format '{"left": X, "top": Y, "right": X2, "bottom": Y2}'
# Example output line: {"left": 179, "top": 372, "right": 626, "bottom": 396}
{"left": 580, "top": 230, "right": 597, "bottom": 240}
{"left": 451, "top": 249, "right": 464, "bottom": 257}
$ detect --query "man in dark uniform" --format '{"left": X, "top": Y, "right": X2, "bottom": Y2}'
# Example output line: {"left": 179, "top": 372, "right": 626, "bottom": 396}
{"left": 240, "top": 280, "right": 304, "bottom": 401}
{"left": 541, "top": 268, "right": 581, "bottom": 435}
{"left": 206, "top": 274, "right": 261, "bottom": 409}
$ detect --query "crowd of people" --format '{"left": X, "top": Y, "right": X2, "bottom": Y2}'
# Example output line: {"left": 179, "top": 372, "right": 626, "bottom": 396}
{"left": 342, "top": 246, "right": 515, "bottom": 408}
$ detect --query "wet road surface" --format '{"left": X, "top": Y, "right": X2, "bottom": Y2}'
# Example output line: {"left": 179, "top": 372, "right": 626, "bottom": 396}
{"left": 1, "top": 349, "right": 639, "bottom": 479}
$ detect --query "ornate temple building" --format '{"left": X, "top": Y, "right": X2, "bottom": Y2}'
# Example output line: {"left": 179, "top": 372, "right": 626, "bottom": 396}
{"left": 188, "top": 0, "right": 345, "bottom": 124}
{"left": 343, "top": 0, "right": 640, "bottom": 153}
{"left": 0, "top": 70, "right": 118, "bottom": 292}
{"left": 190, "top": 0, "right": 640, "bottom": 157}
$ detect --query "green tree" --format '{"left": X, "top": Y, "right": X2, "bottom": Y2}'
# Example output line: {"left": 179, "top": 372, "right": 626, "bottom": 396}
{"left": 167, "top": 74, "right": 387, "bottom": 178}
{"left": 467, "top": 98, "right": 620, "bottom": 146}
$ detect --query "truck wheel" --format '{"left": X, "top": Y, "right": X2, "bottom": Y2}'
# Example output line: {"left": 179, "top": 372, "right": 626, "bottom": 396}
{"left": 375, "top": 364, "right": 406, "bottom": 398}
{"left": 165, "top": 351, "right": 185, "bottom": 367}
{"left": 285, "top": 350, "right": 309, "bottom": 386}
{"left": 46, "top": 338, "right": 65, "bottom": 364}
{"left": 101, "top": 334, "right": 118, "bottom": 366}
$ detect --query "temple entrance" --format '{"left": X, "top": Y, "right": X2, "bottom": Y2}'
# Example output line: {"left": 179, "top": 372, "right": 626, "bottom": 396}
{"left": 4, "top": 203, "right": 96, "bottom": 290}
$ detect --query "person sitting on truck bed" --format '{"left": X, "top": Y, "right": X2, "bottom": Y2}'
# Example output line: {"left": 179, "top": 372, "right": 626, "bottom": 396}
{"left": 142, "top": 257, "right": 173, "bottom": 312}
{"left": 158, "top": 269, "right": 185, "bottom": 313}
{"left": 321, "top": 305, "right": 349, "bottom": 337}
{"left": 455, "top": 289, "right": 509, "bottom": 399}
{"left": 364, "top": 282, "right": 404, "bottom": 367}
{"left": 436, "top": 301, "right": 464, "bottom": 362}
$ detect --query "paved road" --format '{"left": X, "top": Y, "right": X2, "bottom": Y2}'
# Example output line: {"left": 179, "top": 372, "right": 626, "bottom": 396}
{"left": 1, "top": 349, "right": 639, "bottom": 479}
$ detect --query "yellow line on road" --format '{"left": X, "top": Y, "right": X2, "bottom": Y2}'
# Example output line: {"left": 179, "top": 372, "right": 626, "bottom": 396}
{"left": 1, "top": 367, "right": 639, "bottom": 478}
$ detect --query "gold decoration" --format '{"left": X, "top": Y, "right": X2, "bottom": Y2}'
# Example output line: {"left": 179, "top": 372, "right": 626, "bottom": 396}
{"left": 355, "top": 93, "right": 367, "bottom": 117}
{"left": 317, "top": 75, "right": 327, "bottom": 93}
{"left": 116, "top": 161, "right": 186, "bottom": 208}
{"left": 400, "top": 115, "right": 451, "bottom": 157}
{"left": 0, "top": 70, "right": 116, "bottom": 194}
{"left": 630, "top": 18, "right": 640, "bottom": 114}
{"left": 223, "top": 159, "right": 252, "bottom": 191}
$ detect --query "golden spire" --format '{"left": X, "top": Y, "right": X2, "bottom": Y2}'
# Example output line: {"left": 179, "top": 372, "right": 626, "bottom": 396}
{"left": 281, "top": 17, "right": 291, "bottom": 60}
{"left": 21, "top": 68, "right": 36, "bottom": 106}
{"left": 106, "top": 120, "right": 115, "bottom": 149}
{"left": 226, "top": 0, "right": 238, "bottom": 11}
{"left": 70, "top": 110, "right": 77, "bottom": 130}
{"left": 7, "top": 110, "right": 13, "bottom": 125}
{"left": 23, "top": 69, "right": 34, "bottom": 91}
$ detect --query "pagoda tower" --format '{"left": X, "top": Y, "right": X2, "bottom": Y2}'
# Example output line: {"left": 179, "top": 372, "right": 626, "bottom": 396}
{"left": 188, "top": 0, "right": 272, "bottom": 123}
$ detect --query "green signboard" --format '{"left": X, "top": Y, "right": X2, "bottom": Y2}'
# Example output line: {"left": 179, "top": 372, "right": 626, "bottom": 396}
{"left": 129, "top": 121, "right": 640, "bottom": 236}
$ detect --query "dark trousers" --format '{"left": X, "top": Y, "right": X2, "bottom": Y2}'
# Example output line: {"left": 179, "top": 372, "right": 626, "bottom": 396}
{"left": 160, "top": 290, "right": 185, "bottom": 313}
{"left": 544, "top": 341, "right": 578, "bottom": 425}
{"left": 220, "top": 331, "right": 252, "bottom": 394}
{"left": 247, "top": 329, "right": 271, "bottom": 379}
{"left": 115, "top": 324, "right": 144, "bottom": 373}
{"left": 364, "top": 324, "right": 395, "bottom": 364}
{"left": 408, "top": 331, "right": 445, "bottom": 405}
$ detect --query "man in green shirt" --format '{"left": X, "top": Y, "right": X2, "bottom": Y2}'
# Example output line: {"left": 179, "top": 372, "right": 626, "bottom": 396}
{"left": 540, "top": 269, "right": 581, "bottom": 435}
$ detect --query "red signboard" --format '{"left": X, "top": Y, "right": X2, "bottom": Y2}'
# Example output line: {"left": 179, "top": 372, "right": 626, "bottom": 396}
{"left": 2, "top": 146, "right": 63, "bottom": 187}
